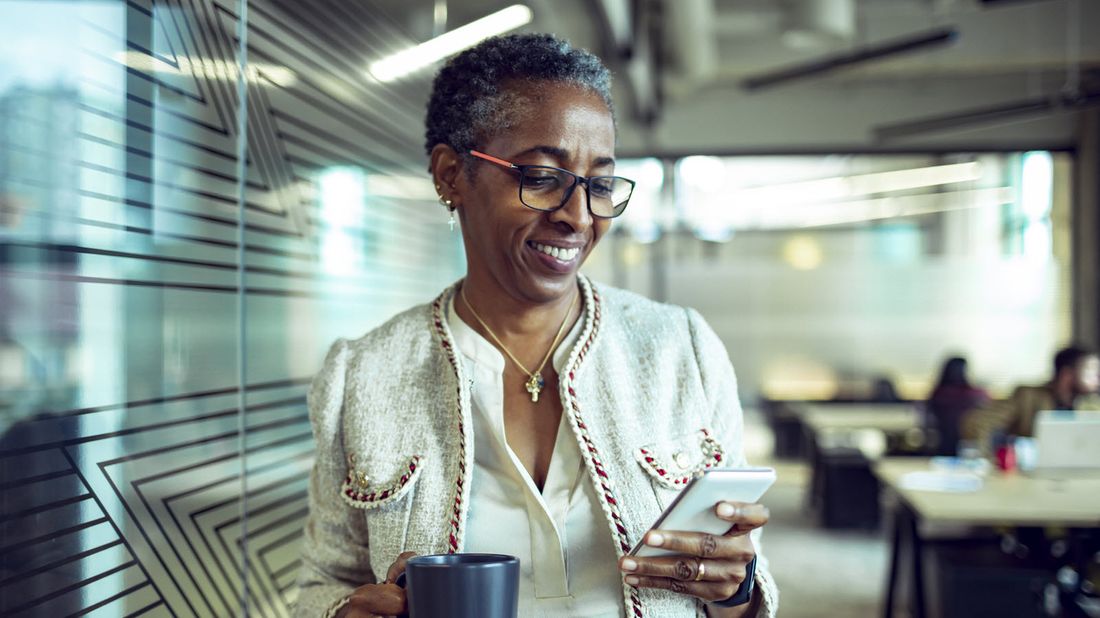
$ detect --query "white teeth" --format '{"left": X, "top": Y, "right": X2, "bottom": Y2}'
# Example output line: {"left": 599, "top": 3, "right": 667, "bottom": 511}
{"left": 533, "top": 242, "right": 579, "bottom": 261}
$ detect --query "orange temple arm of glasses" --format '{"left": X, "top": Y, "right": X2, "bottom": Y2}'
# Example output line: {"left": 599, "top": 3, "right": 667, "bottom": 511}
{"left": 469, "top": 150, "right": 514, "bottom": 168}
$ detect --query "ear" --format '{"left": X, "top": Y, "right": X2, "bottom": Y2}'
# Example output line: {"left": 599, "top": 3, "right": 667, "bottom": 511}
{"left": 429, "top": 144, "right": 465, "bottom": 207}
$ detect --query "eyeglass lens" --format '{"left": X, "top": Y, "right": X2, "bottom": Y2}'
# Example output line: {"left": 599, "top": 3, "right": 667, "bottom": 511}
{"left": 519, "top": 166, "right": 633, "bottom": 217}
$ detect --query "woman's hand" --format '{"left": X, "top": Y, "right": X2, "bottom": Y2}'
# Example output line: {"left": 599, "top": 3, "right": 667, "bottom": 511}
{"left": 618, "top": 502, "right": 769, "bottom": 614}
{"left": 335, "top": 551, "right": 417, "bottom": 618}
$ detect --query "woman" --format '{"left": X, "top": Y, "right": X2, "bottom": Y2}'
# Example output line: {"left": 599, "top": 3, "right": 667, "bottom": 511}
{"left": 294, "top": 33, "right": 777, "bottom": 618}
{"left": 926, "top": 356, "right": 988, "bottom": 455}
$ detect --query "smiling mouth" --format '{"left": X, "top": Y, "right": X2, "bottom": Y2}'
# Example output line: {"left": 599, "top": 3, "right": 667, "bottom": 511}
{"left": 530, "top": 241, "right": 580, "bottom": 261}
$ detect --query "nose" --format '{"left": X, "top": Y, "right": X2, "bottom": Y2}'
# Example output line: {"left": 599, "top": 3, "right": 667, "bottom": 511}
{"left": 547, "top": 177, "right": 593, "bottom": 232}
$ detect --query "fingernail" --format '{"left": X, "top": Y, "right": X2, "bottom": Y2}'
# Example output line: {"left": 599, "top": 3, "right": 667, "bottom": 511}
{"left": 621, "top": 558, "right": 637, "bottom": 572}
{"left": 625, "top": 575, "right": 640, "bottom": 585}
{"left": 647, "top": 532, "right": 664, "bottom": 547}
{"left": 717, "top": 502, "right": 737, "bottom": 517}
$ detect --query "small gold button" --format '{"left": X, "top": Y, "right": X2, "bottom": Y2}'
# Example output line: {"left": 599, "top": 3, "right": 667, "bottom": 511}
{"left": 674, "top": 451, "right": 691, "bottom": 470}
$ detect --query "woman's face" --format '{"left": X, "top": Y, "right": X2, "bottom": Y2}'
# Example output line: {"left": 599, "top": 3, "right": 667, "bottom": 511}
{"left": 454, "top": 83, "right": 615, "bottom": 305}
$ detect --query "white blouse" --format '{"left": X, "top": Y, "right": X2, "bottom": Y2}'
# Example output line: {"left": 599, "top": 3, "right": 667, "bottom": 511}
{"left": 447, "top": 296, "right": 625, "bottom": 617}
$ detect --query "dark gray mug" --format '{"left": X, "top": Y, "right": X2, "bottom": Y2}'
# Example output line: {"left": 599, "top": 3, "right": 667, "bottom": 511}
{"left": 397, "top": 553, "right": 519, "bottom": 618}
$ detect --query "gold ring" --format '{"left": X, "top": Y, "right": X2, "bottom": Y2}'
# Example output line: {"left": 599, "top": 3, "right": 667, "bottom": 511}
{"left": 694, "top": 560, "right": 706, "bottom": 582}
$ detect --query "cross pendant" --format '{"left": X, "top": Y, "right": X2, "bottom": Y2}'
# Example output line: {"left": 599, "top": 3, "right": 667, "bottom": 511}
{"left": 525, "top": 374, "right": 543, "bottom": 402}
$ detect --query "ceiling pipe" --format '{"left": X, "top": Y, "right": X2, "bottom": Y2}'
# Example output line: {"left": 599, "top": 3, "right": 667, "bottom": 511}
{"left": 874, "top": 89, "right": 1100, "bottom": 141}
{"left": 590, "top": 0, "right": 662, "bottom": 125}
{"left": 741, "top": 26, "right": 959, "bottom": 91}
{"left": 663, "top": 0, "right": 718, "bottom": 84}
{"left": 783, "top": 0, "right": 856, "bottom": 51}
{"left": 591, "top": 0, "right": 633, "bottom": 57}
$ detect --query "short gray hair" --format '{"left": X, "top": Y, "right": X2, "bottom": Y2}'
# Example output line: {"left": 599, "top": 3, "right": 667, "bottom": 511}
{"left": 424, "top": 33, "right": 614, "bottom": 157}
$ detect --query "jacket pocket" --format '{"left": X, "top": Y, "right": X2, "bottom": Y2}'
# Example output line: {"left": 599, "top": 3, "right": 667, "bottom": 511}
{"left": 341, "top": 455, "right": 423, "bottom": 510}
{"left": 635, "top": 428, "right": 724, "bottom": 491}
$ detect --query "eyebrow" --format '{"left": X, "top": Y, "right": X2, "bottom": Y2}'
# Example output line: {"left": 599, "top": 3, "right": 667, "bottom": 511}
{"left": 513, "top": 145, "right": 616, "bottom": 168}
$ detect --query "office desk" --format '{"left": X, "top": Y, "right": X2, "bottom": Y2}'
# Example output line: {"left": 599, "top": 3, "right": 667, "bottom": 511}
{"left": 801, "top": 405, "right": 921, "bottom": 437}
{"left": 874, "top": 458, "right": 1100, "bottom": 617}
{"left": 765, "top": 400, "right": 920, "bottom": 459}
{"left": 796, "top": 405, "right": 921, "bottom": 527}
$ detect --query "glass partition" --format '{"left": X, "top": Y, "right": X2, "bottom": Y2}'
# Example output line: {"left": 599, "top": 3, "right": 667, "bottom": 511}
{"left": 1, "top": 1, "right": 464, "bottom": 615}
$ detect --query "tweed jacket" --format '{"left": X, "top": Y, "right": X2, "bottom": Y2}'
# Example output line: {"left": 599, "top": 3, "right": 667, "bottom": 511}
{"left": 294, "top": 276, "right": 779, "bottom": 617}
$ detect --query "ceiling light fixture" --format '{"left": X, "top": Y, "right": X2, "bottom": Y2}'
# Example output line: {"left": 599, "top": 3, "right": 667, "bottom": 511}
{"left": 730, "top": 161, "right": 984, "bottom": 205}
{"left": 729, "top": 187, "right": 1013, "bottom": 230}
{"left": 873, "top": 90, "right": 1100, "bottom": 141}
{"left": 742, "top": 26, "right": 958, "bottom": 91}
{"left": 369, "top": 4, "right": 533, "bottom": 83}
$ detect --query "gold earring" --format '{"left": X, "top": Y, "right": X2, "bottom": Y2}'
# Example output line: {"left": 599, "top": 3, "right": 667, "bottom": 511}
{"left": 437, "top": 192, "right": 456, "bottom": 231}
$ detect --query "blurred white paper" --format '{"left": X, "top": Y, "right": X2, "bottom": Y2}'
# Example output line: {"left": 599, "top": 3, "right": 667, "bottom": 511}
{"left": 899, "top": 471, "right": 983, "bottom": 493}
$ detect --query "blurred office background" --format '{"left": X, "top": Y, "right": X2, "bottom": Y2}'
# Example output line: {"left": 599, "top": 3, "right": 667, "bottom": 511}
{"left": 0, "top": 0, "right": 1097, "bottom": 616}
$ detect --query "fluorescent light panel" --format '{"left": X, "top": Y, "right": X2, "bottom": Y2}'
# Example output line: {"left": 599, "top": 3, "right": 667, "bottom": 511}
{"left": 682, "top": 159, "right": 988, "bottom": 236}
{"left": 730, "top": 161, "right": 983, "bottom": 205}
{"left": 370, "top": 5, "right": 533, "bottom": 83}
{"left": 740, "top": 187, "right": 1013, "bottom": 230}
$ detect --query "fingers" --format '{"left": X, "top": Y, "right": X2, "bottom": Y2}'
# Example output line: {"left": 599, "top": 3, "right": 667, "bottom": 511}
{"left": 714, "top": 502, "right": 770, "bottom": 535}
{"left": 385, "top": 551, "right": 418, "bottom": 584}
{"left": 346, "top": 583, "right": 407, "bottom": 617}
{"left": 622, "top": 574, "right": 740, "bottom": 604}
{"left": 619, "top": 555, "right": 744, "bottom": 584}
{"left": 624, "top": 521, "right": 761, "bottom": 604}
{"left": 639, "top": 529, "right": 755, "bottom": 561}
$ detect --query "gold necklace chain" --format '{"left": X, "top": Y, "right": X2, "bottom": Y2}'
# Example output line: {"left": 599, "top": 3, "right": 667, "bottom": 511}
{"left": 460, "top": 284, "right": 578, "bottom": 403}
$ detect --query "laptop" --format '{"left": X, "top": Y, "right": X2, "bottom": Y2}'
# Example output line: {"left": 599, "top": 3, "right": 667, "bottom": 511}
{"left": 1030, "top": 410, "right": 1100, "bottom": 475}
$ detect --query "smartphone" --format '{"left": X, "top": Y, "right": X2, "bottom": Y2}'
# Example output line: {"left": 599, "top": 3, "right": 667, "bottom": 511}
{"left": 630, "top": 467, "right": 777, "bottom": 558}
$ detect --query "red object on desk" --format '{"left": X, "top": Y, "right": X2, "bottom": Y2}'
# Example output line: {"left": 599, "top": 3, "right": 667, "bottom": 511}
{"left": 995, "top": 443, "right": 1016, "bottom": 472}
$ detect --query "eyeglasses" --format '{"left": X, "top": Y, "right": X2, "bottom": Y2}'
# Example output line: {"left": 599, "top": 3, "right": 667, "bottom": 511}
{"left": 469, "top": 150, "right": 635, "bottom": 219}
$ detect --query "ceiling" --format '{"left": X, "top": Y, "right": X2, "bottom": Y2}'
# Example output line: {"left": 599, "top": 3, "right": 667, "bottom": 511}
{"left": 367, "top": 0, "right": 1100, "bottom": 154}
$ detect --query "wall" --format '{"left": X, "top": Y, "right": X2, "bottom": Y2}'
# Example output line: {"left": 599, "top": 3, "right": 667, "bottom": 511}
{"left": 1074, "top": 108, "right": 1100, "bottom": 349}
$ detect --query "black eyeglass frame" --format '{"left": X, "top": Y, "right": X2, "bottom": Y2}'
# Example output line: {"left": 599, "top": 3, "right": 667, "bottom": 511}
{"left": 469, "top": 150, "right": 636, "bottom": 219}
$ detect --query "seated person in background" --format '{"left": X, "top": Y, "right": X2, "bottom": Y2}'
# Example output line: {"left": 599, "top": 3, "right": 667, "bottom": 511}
{"left": 926, "top": 357, "right": 988, "bottom": 455}
{"left": 870, "top": 375, "right": 902, "bottom": 403}
{"left": 961, "top": 346, "right": 1100, "bottom": 449}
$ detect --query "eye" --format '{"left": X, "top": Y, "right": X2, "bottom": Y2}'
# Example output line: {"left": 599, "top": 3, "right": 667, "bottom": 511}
{"left": 521, "top": 169, "right": 563, "bottom": 191}
{"left": 590, "top": 178, "right": 615, "bottom": 198}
